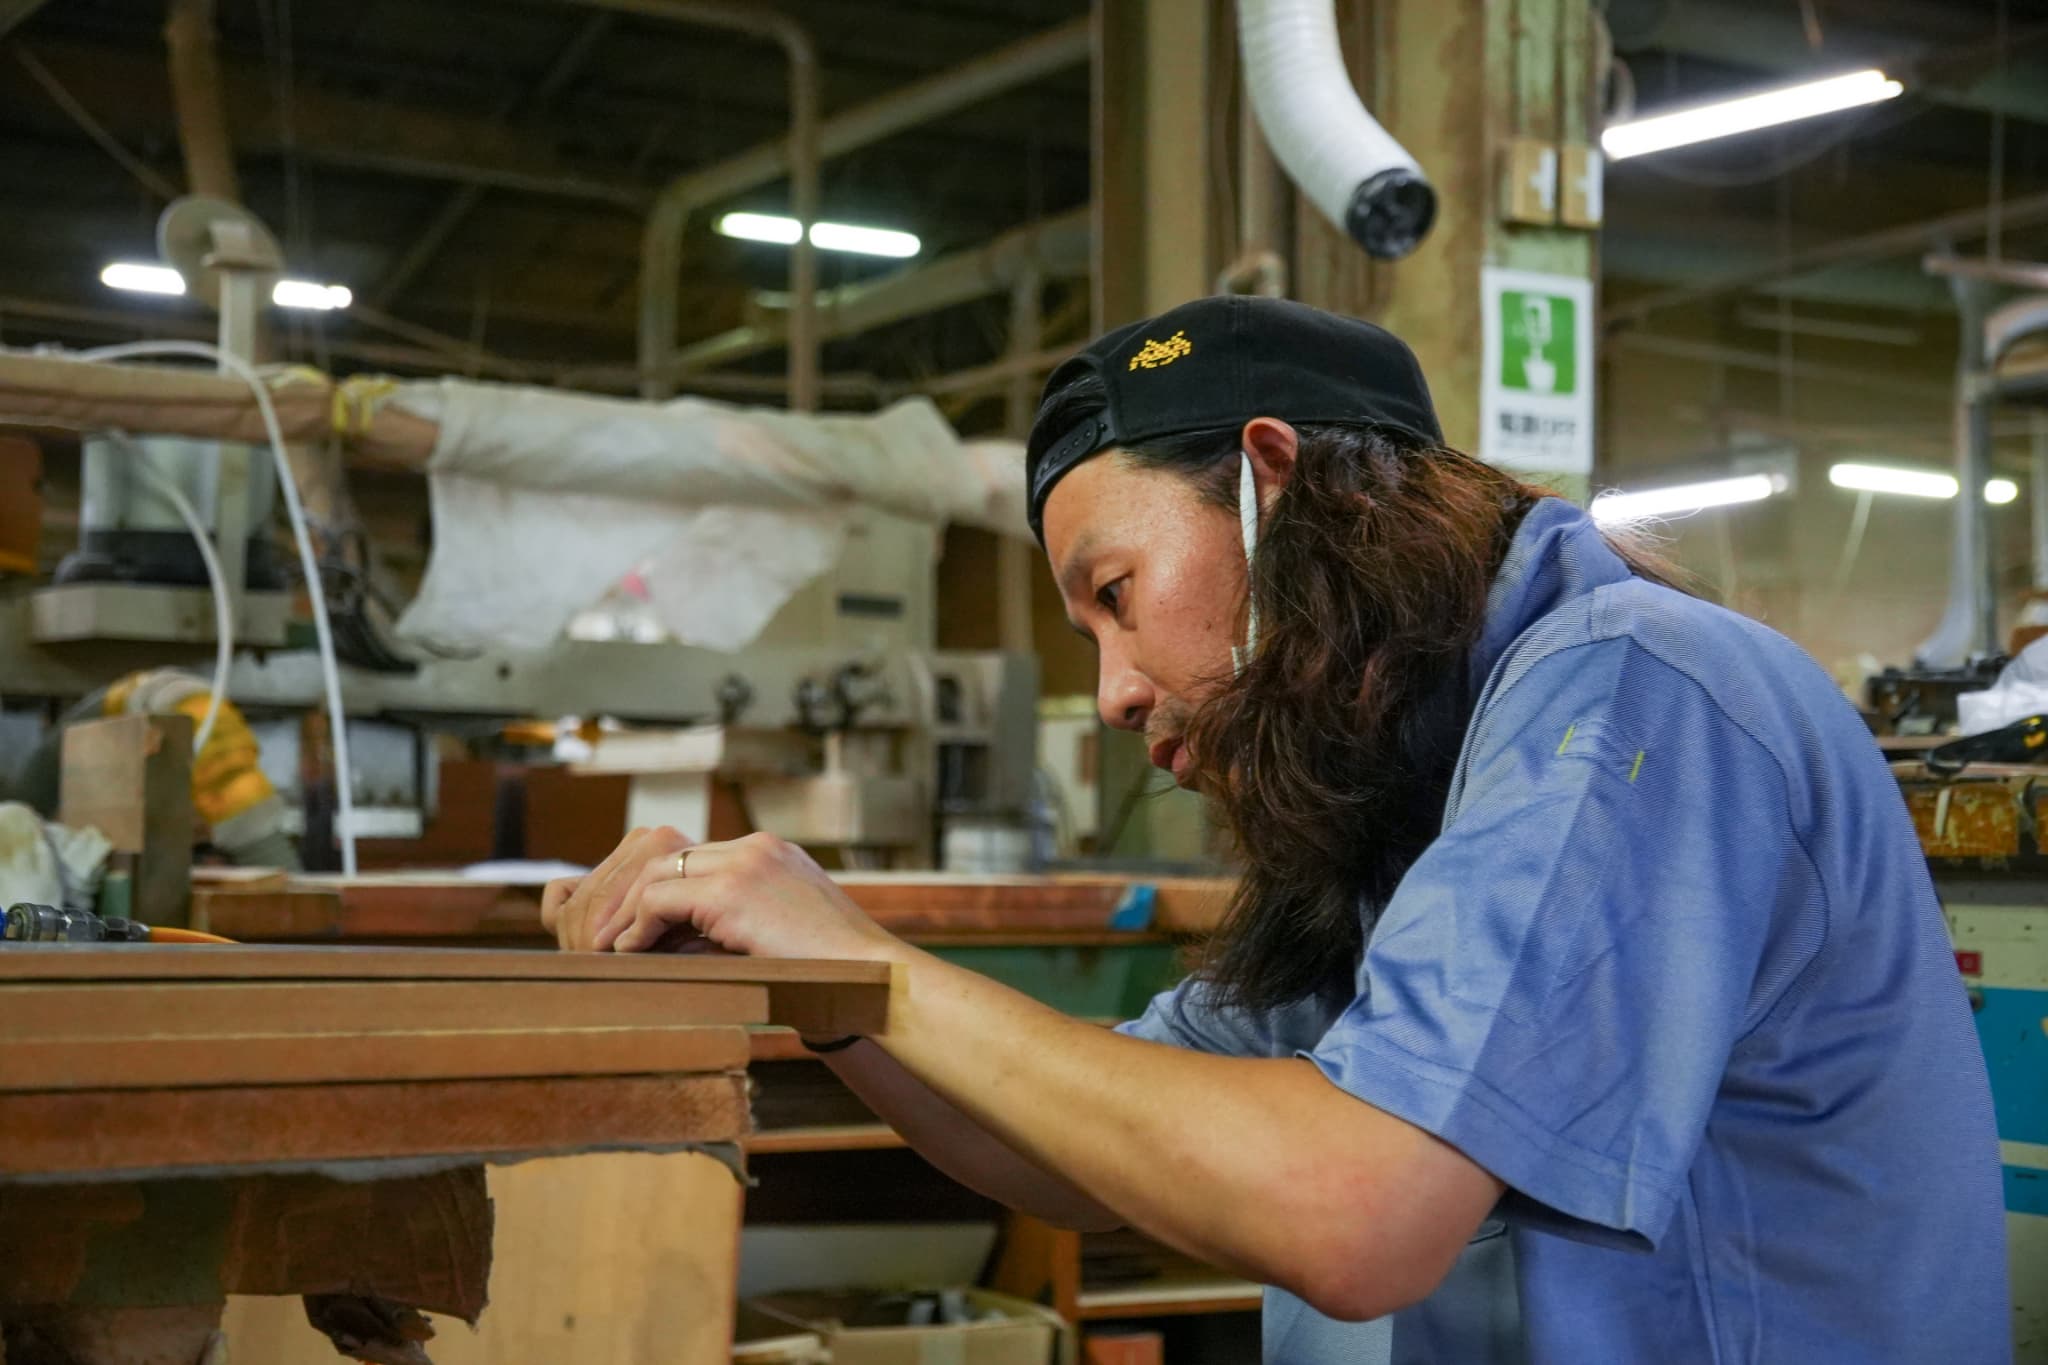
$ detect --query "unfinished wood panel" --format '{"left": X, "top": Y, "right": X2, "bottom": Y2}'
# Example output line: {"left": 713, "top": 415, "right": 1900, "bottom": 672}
{"left": 58, "top": 712, "right": 195, "bottom": 926}
{"left": 0, "top": 945, "right": 890, "bottom": 988}
{"left": 5, "top": 1305, "right": 226, "bottom": 1365}
{"left": 222, "top": 1169, "right": 492, "bottom": 1318}
{"left": 4, "top": 1023, "right": 751, "bottom": 1091}
{"left": 0, "top": 980, "right": 766, "bottom": 1041}
{"left": 221, "top": 1151, "right": 744, "bottom": 1365}
{"left": 0, "top": 947, "right": 892, "bottom": 1035}
{"left": 193, "top": 874, "right": 1239, "bottom": 943}
{"left": 0, "top": 1073, "right": 750, "bottom": 1178}
{"left": 522, "top": 767, "right": 632, "bottom": 867}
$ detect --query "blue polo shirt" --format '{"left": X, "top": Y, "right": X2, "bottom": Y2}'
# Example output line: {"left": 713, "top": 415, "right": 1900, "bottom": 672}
{"left": 1121, "top": 498, "right": 2010, "bottom": 1363}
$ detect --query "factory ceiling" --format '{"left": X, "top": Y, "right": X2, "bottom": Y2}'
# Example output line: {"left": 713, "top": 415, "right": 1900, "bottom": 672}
{"left": 1, "top": 0, "right": 2046, "bottom": 420}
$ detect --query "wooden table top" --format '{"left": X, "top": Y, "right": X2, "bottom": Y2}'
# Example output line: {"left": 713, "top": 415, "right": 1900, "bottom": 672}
{"left": 0, "top": 945, "right": 891, "bottom": 1180}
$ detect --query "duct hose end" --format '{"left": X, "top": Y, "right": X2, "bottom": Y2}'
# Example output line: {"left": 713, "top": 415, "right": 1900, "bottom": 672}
{"left": 1345, "top": 168, "right": 1436, "bottom": 260}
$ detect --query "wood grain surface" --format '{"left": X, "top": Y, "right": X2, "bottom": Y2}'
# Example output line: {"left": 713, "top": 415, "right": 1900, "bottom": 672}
{"left": 3, "top": 1022, "right": 752, "bottom": 1091}
{"left": 0, "top": 1073, "right": 750, "bottom": 1177}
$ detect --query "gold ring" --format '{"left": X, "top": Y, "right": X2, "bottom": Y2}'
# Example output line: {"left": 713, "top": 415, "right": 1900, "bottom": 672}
{"left": 675, "top": 851, "right": 690, "bottom": 876}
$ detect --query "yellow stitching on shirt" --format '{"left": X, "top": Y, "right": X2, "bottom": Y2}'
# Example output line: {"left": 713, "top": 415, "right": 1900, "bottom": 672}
{"left": 1556, "top": 723, "right": 1576, "bottom": 756}
{"left": 1629, "top": 750, "right": 1645, "bottom": 783}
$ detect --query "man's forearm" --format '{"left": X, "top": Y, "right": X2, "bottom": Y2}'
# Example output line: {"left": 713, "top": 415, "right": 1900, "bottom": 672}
{"left": 821, "top": 1041, "right": 1122, "bottom": 1230}
{"left": 865, "top": 944, "right": 1410, "bottom": 1299}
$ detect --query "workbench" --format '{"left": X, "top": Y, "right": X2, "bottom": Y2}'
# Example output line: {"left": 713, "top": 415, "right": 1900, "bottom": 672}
{"left": 0, "top": 945, "right": 891, "bottom": 1365}
{"left": 176, "top": 871, "right": 1256, "bottom": 1360}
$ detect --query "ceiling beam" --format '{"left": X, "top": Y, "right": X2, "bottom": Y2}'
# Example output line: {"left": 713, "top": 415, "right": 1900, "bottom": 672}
{"left": 0, "top": 0, "right": 49, "bottom": 40}
{"left": 372, "top": 12, "right": 619, "bottom": 306}
{"left": 1604, "top": 190, "right": 2048, "bottom": 329}
{"left": 9, "top": 36, "right": 652, "bottom": 207}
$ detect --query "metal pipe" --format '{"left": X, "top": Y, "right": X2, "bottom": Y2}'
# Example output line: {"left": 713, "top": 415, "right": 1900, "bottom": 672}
{"left": 162, "top": 0, "right": 238, "bottom": 201}
{"left": 2031, "top": 413, "right": 2048, "bottom": 593}
{"left": 997, "top": 267, "right": 1043, "bottom": 655}
{"left": 1918, "top": 278, "right": 1999, "bottom": 666}
{"left": 1926, "top": 253, "right": 2048, "bottom": 296}
{"left": 631, "top": 17, "right": 1090, "bottom": 398}
{"left": 559, "top": 0, "right": 821, "bottom": 409}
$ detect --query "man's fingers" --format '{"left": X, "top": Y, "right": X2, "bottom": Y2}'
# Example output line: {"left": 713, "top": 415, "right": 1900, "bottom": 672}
{"left": 606, "top": 878, "right": 705, "bottom": 954}
{"left": 539, "top": 877, "right": 579, "bottom": 932}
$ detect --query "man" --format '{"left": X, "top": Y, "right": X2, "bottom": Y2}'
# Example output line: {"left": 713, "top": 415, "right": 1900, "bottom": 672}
{"left": 546, "top": 297, "right": 2010, "bottom": 1362}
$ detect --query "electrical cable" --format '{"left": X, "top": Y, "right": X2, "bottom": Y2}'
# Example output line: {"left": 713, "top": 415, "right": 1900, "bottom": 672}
{"left": 125, "top": 438, "right": 232, "bottom": 754}
{"left": 77, "top": 341, "right": 359, "bottom": 876}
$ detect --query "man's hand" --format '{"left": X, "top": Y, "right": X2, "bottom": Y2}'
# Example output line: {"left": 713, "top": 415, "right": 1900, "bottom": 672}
{"left": 540, "top": 825, "right": 691, "bottom": 952}
{"left": 591, "top": 830, "right": 902, "bottom": 962}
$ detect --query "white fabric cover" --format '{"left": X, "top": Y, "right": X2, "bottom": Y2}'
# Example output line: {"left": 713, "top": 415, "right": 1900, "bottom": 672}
{"left": 390, "top": 380, "right": 1028, "bottom": 653}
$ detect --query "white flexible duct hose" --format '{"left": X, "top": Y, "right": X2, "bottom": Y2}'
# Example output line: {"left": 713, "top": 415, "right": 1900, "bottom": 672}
{"left": 1236, "top": 0, "right": 1435, "bottom": 259}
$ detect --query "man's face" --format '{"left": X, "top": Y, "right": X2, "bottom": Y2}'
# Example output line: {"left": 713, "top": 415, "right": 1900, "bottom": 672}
{"left": 1043, "top": 452, "right": 1247, "bottom": 788}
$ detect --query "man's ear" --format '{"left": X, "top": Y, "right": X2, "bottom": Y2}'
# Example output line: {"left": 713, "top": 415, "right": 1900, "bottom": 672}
{"left": 1241, "top": 416, "right": 1299, "bottom": 511}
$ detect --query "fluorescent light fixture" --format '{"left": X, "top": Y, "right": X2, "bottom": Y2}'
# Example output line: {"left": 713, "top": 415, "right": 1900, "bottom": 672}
{"left": 103, "top": 262, "right": 350, "bottom": 310}
{"left": 716, "top": 211, "right": 920, "bottom": 259}
{"left": 1590, "top": 473, "right": 1783, "bottom": 523}
{"left": 1986, "top": 478, "right": 2020, "bottom": 505}
{"left": 272, "top": 279, "right": 352, "bottom": 310}
{"left": 809, "top": 221, "right": 920, "bottom": 257}
{"left": 1603, "top": 69, "right": 1903, "bottom": 162}
{"left": 718, "top": 211, "right": 803, "bottom": 246}
{"left": 101, "top": 262, "right": 186, "bottom": 296}
{"left": 1828, "top": 462, "right": 1957, "bottom": 499}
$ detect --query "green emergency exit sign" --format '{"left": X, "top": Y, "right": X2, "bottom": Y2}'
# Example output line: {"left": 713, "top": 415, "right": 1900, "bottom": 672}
{"left": 1499, "top": 289, "right": 1578, "bottom": 397}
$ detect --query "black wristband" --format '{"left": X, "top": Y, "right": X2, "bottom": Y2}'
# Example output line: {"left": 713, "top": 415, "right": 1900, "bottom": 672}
{"left": 801, "top": 1033, "right": 863, "bottom": 1054}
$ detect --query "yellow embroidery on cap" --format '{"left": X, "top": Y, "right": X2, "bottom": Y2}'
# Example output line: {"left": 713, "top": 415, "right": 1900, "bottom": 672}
{"left": 1129, "top": 330, "right": 1193, "bottom": 371}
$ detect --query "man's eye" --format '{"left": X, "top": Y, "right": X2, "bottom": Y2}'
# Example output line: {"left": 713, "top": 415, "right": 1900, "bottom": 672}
{"left": 1096, "top": 579, "right": 1125, "bottom": 615}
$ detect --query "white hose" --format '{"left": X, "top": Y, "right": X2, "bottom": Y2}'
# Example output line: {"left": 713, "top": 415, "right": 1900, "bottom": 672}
{"left": 79, "top": 341, "right": 359, "bottom": 876}
{"left": 126, "top": 444, "right": 231, "bottom": 754}
{"left": 1236, "top": 0, "right": 1435, "bottom": 258}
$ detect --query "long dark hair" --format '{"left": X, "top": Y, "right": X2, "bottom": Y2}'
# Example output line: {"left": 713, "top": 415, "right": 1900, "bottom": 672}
{"left": 1036, "top": 373, "right": 1684, "bottom": 1012}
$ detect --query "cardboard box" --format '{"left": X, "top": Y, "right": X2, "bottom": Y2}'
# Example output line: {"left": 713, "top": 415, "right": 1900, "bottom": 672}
{"left": 734, "top": 1301, "right": 831, "bottom": 1364}
{"left": 748, "top": 1289, "right": 1072, "bottom": 1365}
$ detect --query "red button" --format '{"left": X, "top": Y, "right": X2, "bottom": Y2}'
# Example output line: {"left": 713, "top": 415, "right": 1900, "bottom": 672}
{"left": 1956, "top": 950, "right": 1983, "bottom": 976}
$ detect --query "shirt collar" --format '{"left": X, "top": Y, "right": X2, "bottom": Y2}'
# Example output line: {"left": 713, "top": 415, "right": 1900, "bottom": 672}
{"left": 1468, "top": 497, "right": 1632, "bottom": 694}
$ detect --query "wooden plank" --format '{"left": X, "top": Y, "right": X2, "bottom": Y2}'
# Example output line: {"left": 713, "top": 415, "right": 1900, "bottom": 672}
{"left": 222, "top": 1168, "right": 492, "bottom": 1319}
{"left": 743, "top": 1124, "right": 907, "bottom": 1156}
{"left": 0, "top": 944, "right": 888, "bottom": 986}
{"left": 0, "top": 980, "right": 767, "bottom": 1041}
{"left": 189, "top": 874, "right": 1238, "bottom": 943}
{"left": 0, "top": 945, "right": 892, "bottom": 1035}
{"left": 0, "top": 1072, "right": 750, "bottom": 1177}
{"left": 2, "top": 1169, "right": 492, "bottom": 1319}
{"left": 4, "top": 1023, "right": 751, "bottom": 1091}
{"left": 220, "top": 1151, "right": 745, "bottom": 1365}
{"left": 60, "top": 712, "right": 194, "bottom": 926}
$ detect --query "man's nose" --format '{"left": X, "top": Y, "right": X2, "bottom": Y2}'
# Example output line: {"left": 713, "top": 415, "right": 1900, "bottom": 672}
{"left": 1098, "top": 655, "right": 1153, "bottom": 733}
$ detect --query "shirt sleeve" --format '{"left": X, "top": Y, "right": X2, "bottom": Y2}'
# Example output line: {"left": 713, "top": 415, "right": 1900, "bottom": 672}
{"left": 1304, "top": 635, "right": 1823, "bottom": 1251}
{"left": 1117, "top": 976, "right": 1333, "bottom": 1059}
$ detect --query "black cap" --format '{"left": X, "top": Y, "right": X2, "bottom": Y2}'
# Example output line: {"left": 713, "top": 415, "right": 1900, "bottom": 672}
{"left": 1025, "top": 296, "right": 1443, "bottom": 542}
